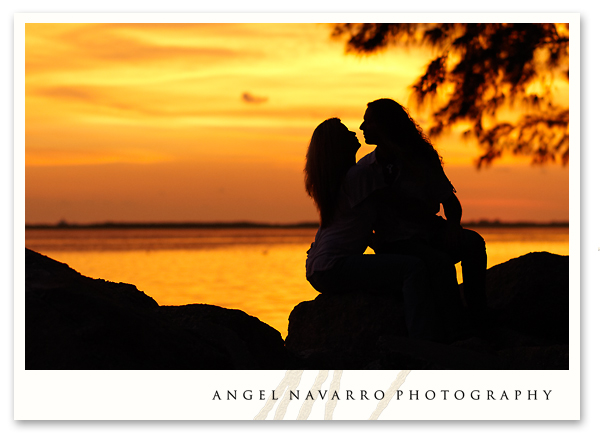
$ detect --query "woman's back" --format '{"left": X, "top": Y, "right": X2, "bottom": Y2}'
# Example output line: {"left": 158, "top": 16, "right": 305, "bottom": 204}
{"left": 306, "top": 165, "right": 378, "bottom": 277}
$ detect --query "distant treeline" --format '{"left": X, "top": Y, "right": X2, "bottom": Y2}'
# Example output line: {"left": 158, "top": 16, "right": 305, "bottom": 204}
{"left": 25, "top": 220, "right": 321, "bottom": 230}
{"left": 25, "top": 220, "right": 568, "bottom": 230}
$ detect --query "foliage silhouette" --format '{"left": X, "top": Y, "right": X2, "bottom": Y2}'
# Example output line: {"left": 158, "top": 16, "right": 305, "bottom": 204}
{"left": 332, "top": 23, "right": 569, "bottom": 167}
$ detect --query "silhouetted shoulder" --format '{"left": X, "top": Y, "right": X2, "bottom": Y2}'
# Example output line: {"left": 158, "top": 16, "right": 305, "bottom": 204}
{"left": 342, "top": 159, "right": 386, "bottom": 208}
{"left": 345, "top": 161, "right": 373, "bottom": 182}
{"left": 356, "top": 151, "right": 377, "bottom": 167}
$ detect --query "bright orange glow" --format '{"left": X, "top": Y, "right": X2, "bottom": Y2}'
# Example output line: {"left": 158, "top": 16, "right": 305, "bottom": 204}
{"left": 26, "top": 23, "right": 569, "bottom": 224}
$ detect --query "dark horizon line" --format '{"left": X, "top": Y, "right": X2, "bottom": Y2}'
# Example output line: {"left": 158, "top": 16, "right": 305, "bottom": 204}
{"left": 25, "top": 219, "right": 569, "bottom": 230}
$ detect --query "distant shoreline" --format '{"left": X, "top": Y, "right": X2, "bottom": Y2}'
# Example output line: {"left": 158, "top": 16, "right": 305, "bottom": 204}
{"left": 25, "top": 220, "right": 569, "bottom": 230}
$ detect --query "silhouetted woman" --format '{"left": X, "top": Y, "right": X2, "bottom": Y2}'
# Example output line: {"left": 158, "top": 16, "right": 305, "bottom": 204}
{"left": 304, "top": 118, "right": 437, "bottom": 339}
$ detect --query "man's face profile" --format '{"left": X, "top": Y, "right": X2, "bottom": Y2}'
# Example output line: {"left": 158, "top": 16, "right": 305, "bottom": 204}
{"left": 359, "top": 107, "right": 381, "bottom": 145}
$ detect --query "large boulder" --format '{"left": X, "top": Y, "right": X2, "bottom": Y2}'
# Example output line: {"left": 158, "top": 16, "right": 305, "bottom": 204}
{"left": 25, "top": 248, "right": 288, "bottom": 369}
{"left": 285, "top": 292, "right": 408, "bottom": 369}
{"left": 485, "top": 251, "right": 569, "bottom": 343}
{"left": 285, "top": 252, "right": 569, "bottom": 369}
{"left": 156, "top": 305, "right": 289, "bottom": 369}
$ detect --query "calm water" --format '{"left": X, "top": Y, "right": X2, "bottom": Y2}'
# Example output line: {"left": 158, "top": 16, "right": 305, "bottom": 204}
{"left": 25, "top": 227, "right": 569, "bottom": 338}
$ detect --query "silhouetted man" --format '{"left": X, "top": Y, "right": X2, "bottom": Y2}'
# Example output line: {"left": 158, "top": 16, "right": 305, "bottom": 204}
{"left": 355, "top": 98, "right": 488, "bottom": 333}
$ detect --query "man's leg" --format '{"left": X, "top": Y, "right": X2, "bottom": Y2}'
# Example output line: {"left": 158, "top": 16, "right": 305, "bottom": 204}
{"left": 309, "top": 254, "right": 439, "bottom": 339}
{"left": 375, "top": 239, "right": 465, "bottom": 338}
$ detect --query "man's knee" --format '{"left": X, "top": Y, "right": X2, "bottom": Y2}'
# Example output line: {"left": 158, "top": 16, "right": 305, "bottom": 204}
{"left": 462, "top": 229, "right": 486, "bottom": 252}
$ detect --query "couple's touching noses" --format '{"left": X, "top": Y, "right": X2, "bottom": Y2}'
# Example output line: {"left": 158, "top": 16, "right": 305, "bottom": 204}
{"left": 304, "top": 98, "right": 488, "bottom": 342}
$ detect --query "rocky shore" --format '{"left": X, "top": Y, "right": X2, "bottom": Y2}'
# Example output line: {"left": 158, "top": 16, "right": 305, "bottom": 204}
{"left": 25, "top": 248, "right": 569, "bottom": 370}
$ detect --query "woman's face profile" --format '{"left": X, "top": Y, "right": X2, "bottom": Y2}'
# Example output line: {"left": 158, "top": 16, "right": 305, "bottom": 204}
{"left": 336, "top": 122, "right": 361, "bottom": 155}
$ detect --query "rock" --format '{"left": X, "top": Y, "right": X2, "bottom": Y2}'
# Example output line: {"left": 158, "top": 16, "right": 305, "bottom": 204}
{"left": 485, "top": 251, "right": 569, "bottom": 343}
{"left": 25, "top": 248, "right": 288, "bottom": 369}
{"left": 157, "top": 305, "right": 289, "bottom": 369}
{"left": 285, "top": 251, "right": 569, "bottom": 369}
{"left": 24, "top": 247, "right": 569, "bottom": 370}
{"left": 285, "top": 291, "right": 408, "bottom": 368}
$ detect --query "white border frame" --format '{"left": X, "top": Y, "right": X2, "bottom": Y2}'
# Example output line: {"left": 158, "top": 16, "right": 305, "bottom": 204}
{"left": 14, "top": 13, "right": 580, "bottom": 421}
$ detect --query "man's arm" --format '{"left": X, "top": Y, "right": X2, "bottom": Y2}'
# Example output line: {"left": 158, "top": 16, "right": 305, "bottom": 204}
{"left": 442, "top": 193, "right": 463, "bottom": 250}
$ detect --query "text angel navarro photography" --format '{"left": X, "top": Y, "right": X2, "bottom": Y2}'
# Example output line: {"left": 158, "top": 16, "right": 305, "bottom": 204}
{"left": 212, "top": 389, "right": 553, "bottom": 402}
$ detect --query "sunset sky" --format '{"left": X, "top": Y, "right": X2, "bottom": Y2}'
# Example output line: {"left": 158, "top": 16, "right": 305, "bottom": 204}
{"left": 25, "top": 22, "right": 570, "bottom": 224}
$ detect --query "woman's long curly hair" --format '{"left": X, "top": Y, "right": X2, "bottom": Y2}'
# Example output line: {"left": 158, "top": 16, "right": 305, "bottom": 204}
{"left": 304, "top": 118, "right": 356, "bottom": 228}
{"left": 367, "top": 98, "right": 443, "bottom": 167}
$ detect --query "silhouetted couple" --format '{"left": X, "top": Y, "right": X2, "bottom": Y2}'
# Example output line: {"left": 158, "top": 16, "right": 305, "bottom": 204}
{"left": 304, "top": 98, "right": 487, "bottom": 342}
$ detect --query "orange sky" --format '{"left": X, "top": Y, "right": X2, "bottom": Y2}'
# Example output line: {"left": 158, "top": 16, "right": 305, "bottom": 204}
{"left": 25, "top": 23, "right": 569, "bottom": 224}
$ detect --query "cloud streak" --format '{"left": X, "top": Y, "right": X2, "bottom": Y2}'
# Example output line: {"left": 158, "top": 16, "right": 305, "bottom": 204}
{"left": 26, "top": 23, "right": 265, "bottom": 75}
{"left": 242, "top": 92, "right": 268, "bottom": 104}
